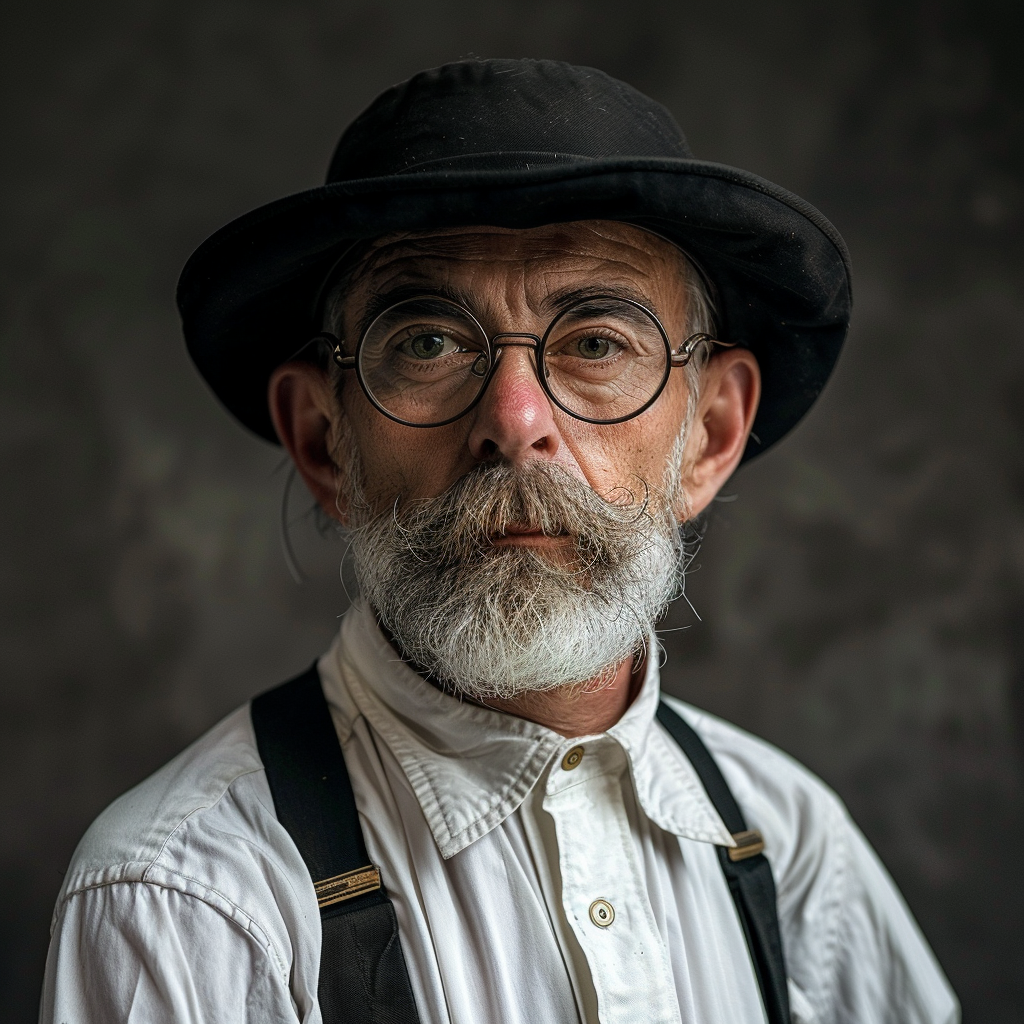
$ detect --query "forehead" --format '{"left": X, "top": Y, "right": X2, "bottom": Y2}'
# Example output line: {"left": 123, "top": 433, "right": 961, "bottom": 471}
{"left": 347, "top": 221, "right": 687, "bottom": 294}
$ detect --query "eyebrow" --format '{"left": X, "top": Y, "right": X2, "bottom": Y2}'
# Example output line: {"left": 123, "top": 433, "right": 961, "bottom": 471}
{"left": 351, "top": 281, "right": 479, "bottom": 341}
{"left": 349, "top": 279, "right": 661, "bottom": 341}
{"left": 542, "top": 283, "right": 658, "bottom": 315}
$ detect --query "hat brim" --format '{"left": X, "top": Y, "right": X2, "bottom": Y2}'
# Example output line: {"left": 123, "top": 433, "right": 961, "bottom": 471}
{"left": 177, "top": 157, "right": 851, "bottom": 462}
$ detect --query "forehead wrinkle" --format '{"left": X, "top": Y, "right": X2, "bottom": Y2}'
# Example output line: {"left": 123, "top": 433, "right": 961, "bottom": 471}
{"left": 358, "top": 220, "right": 683, "bottom": 267}
{"left": 530, "top": 253, "right": 661, "bottom": 291}
{"left": 524, "top": 253, "right": 680, "bottom": 320}
{"left": 359, "top": 229, "right": 547, "bottom": 267}
{"left": 343, "top": 225, "right": 690, "bottom": 333}
{"left": 363, "top": 247, "right": 672, "bottom": 299}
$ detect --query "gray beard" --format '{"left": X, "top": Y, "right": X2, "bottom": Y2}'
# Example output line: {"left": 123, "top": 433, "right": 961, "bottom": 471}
{"left": 342, "top": 455, "right": 688, "bottom": 702}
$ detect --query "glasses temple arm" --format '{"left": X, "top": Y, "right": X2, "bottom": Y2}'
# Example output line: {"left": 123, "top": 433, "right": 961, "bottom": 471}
{"left": 301, "top": 331, "right": 356, "bottom": 369}
{"left": 670, "top": 333, "right": 737, "bottom": 367}
{"left": 333, "top": 347, "right": 356, "bottom": 369}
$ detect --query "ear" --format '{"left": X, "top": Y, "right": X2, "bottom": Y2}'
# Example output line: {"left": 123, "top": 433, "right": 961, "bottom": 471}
{"left": 268, "top": 362, "right": 350, "bottom": 524}
{"left": 680, "top": 348, "right": 761, "bottom": 518}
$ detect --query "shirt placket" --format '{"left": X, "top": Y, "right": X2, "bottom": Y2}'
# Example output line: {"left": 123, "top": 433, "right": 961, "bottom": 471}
{"left": 543, "top": 737, "right": 682, "bottom": 1024}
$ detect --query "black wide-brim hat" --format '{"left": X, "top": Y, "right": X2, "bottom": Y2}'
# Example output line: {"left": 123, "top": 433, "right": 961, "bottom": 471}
{"left": 178, "top": 58, "right": 851, "bottom": 461}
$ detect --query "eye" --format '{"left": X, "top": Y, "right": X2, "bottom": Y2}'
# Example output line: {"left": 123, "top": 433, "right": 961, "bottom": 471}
{"left": 574, "top": 335, "right": 620, "bottom": 359}
{"left": 398, "top": 332, "right": 459, "bottom": 360}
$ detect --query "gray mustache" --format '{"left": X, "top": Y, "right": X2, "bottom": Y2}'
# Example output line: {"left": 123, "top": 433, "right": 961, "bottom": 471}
{"left": 376, "top": 461, "right": 657, "bottom": 565}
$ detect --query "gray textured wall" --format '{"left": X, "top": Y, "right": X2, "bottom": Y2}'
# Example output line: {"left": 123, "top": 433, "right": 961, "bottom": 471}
{"left": 2, "top": 2, "right": 1022, "bottom": 1020}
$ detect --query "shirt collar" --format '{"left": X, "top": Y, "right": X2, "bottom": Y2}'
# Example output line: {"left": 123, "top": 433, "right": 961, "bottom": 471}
{"left": 319, "top": 601, "right": 733, "bottom": 859}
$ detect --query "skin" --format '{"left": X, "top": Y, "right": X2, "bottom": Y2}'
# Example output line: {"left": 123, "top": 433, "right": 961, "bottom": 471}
{"left": 270, "top": 221, "right": 760, "bottom": 737}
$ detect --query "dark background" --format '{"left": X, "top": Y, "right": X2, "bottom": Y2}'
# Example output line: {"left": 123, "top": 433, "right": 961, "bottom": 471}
{"left": 2, "top": 1, "right": 1022, "bottom": 1020}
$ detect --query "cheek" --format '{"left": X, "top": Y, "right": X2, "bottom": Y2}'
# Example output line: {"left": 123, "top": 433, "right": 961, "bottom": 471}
{"left": 559, "top": 381, "right": 687, "bottom": 496}
{"left": 343, "top": 382, "right": 474, "bottom": 503}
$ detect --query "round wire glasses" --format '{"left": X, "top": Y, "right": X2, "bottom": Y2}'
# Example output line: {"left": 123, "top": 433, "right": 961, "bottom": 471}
{"left": 314, "top": 294, "right": 732, "bottom": 428}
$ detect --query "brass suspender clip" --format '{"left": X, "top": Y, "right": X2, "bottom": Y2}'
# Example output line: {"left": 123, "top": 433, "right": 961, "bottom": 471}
{"left": 313, "top": 865, "right": 382, "bottom": 908}
{"left": 727, "top": 829, "right": 765, "bottom": 862}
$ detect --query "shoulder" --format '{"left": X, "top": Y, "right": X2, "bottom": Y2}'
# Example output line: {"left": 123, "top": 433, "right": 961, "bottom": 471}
{"left": 61, "top": 705, "right": 267, "bottom": 889}
{"left": 54, "top": 702, "right": 315, "bottom": 956}
{"left": 662, "top": 696, "right": 959, "bottom": 1023}
{"left": 46, "top": 699, "right": 322, "bottom": 1021}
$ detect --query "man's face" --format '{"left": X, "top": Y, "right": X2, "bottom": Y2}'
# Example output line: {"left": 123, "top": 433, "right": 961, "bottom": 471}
{"left": 329, "top": 221, "right": 695, "bottom": 525}
{"left": 272, "top": 220, "right": 759, "bottom": 699}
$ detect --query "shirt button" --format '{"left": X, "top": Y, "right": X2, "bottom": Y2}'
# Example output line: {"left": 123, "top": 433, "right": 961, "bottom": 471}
{"left": 589, "top": 899, "right": 615, "bottom": 927}
{"left": 561, "top": 745, "right": 584, "bottom": 771}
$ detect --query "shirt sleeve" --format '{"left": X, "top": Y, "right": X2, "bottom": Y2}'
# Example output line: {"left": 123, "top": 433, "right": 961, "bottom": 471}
{"left": 823, "top": 812, "right": 960, "bottom": 1024}
{"left": 39, "top": 881, "right": 301, "bottom": 1024}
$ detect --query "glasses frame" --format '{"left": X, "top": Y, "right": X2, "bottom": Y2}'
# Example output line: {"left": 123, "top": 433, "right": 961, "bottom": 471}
{"left": 313, "top": 294, "right": 733, "bottom": 429}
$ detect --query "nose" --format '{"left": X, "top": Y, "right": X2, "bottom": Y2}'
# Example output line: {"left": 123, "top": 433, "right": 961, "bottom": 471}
{"left": 467, "top": 345, "right": 561, "bottom": 464}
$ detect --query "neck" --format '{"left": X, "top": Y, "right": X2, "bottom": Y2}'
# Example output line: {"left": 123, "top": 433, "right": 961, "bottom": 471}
{"left": 478, "top": 656, "right": 644, "bottom": 737}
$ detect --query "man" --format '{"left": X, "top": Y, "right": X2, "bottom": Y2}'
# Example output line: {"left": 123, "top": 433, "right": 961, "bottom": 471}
{"left": 40, "top": 59, "right": 958, "bottom": 1023}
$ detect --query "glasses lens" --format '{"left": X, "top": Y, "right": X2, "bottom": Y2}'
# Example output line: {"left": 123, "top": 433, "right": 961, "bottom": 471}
{"left": 359, "top": 298, "right": 491, "bottom": 425}
{"left": 541, "top": 298, "right": 669, "bottom": 423}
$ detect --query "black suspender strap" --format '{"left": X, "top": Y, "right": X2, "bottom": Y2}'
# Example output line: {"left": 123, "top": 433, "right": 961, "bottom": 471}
{"left": 250, "top": 665, "right": 420, "bottom": 1024}
{"left": 656, "top": 701, "right": 791, "bottom": 1024}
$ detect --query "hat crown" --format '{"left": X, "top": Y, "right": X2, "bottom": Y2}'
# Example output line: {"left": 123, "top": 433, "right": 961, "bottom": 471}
{"left": 327, "top": 58, "right": 692, "bottom": 182}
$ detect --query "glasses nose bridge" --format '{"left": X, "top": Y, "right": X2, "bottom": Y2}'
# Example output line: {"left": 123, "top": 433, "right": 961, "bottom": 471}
{"left": 489, "top": 331, "right": 543, "bottom": 352}
{"left": 486, "top": 330, "right": 546, "bottom": 386}
{"left": 475, "top": 330, "right": 552, "bottom": 420}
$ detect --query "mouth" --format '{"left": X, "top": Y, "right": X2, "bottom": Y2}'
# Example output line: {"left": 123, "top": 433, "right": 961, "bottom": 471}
{"left": 489, "top": 524, "right": 571, "bottom": 549}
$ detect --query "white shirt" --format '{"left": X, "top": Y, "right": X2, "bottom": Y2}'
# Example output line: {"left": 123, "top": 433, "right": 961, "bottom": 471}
{"left": 41, "top": 602, "right": 958, "bottom": 1024}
